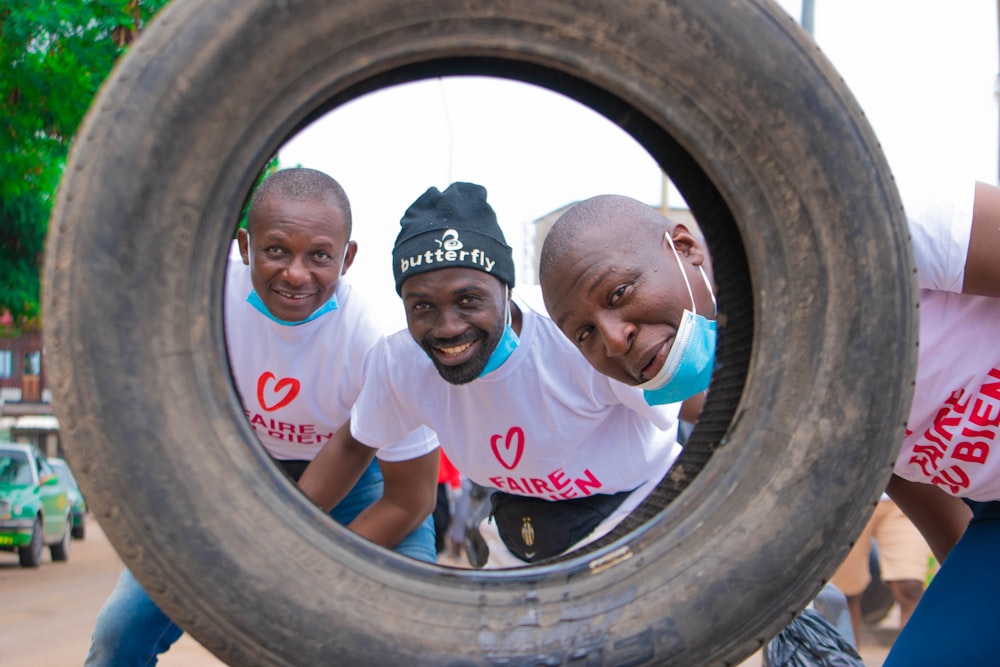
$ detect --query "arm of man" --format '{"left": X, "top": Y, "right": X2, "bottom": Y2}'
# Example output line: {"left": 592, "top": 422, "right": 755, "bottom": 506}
{"left": 963, "top": 181, "right": 1000, "bottom": 297}
{"left": 298, "top": 420, "right": 376, "bottom": 512}
{"left": 886, "top": 473, "right": 972, "bottom": 562}
{"left": 345, "top": 449, "right": 440, "bottom": 551}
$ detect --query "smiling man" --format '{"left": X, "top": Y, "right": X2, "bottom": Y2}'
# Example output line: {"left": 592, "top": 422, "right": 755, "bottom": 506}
{"left": 538, "top": 194, "right": 716, "bottom": 423}
{"left": 84, "top": 168, "right": 439, "bottom": 666}
{"left": 300, "top": 182, "right": 683, "bottom": 567}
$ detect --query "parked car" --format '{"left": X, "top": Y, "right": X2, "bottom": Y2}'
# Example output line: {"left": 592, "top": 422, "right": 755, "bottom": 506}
{"left": 0, "top": 443, "right": 72, "bottom": 566}
{"left": 48, "top": 457, "right": 88, "bottom": 540}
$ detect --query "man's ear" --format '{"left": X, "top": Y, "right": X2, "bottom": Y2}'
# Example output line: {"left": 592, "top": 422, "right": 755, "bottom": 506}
{"left": 237, "top": 228, "right": 251, "bottom": 265}
{"left": 668, "top": 224, "right": 706, "bottom": 264}
{"left": 340, "top": 240, "right": 359, "bottom": 276}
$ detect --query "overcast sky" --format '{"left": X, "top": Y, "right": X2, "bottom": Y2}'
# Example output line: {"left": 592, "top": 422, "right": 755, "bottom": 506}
{"left": 278, "top": 2, "right": 999, "bottom": 312}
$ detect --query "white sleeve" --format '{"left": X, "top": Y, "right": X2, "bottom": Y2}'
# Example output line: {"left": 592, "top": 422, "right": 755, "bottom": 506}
{"left": 374, "top": 425, "right": 440, "bottom": 463}
{"left": 349, "top": 338, "right": 439, "bottom": 461}
{"left": 899, "top": 171, "right": 976, "bottom": 293}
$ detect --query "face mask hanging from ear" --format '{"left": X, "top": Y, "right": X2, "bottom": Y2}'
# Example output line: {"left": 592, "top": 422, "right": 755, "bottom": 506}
{"left": 636, "top": 231, "right": 717, "bottom": 406}
{"left": 479, "top": 286, "right": 519, "bottom": 377}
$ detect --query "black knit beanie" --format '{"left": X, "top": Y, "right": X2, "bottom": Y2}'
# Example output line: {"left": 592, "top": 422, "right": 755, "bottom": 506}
{"left": 392, "top": 182, "right": 516, "bottom": 294}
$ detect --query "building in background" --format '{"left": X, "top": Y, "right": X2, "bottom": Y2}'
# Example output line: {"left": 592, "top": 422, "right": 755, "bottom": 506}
{"left": 0, "top": 311, "right": 59, "bottom": 456}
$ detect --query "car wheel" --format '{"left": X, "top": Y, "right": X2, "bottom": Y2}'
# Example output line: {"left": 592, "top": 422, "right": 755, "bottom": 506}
{"left": 72, "top": 515, "right": 86, "bottom": 540}
{"left": 43, "top": 1, "right": 916, "bottom": 665}
{"left": 50, "top": 515, "right": 72, "bottom": 562}
{"left": 18, "top": 517, "right": 44, "bottom": 568}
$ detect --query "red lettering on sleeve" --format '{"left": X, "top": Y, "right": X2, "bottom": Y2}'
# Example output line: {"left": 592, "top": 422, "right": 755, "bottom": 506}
{"left": 931, "top": 465, "right": 970, "bottom": 495}
{"left": 931, "top": 407, "right": 961, "bottom": 443}
{"left": 912, "top": 442, "right": 945, "bottom": 469}
{"left": 944, "top": 388, "right": 971, "bottom": 414}
{"left": 953, "top": 441, "right": 990, "bottom": 465}
{"left": 970, "top": 397, "right": 1000, "bottom": 429}
{"left": 981, "top": 368, "right": 1000, "bottom": 401}
{"left": 909, "top": 454, "right": 935, "bottom": 477}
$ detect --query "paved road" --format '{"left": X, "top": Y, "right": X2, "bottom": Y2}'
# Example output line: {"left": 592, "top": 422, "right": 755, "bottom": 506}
{"left": 0, "top": 515, "right": 891, "bottom": 666}
{"left": 0, "top": 515, "right": 224, "bottom": 667}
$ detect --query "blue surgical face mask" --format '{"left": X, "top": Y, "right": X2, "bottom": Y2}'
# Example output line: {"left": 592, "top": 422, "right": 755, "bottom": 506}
{"left": 247, "top": 290, "right": 338, "bottom": 326}
{"left": 479, "top": 287, "right": 519, "bottom": 377}
{"left": 636, "top": 232, "right": 716, "bottom": 405}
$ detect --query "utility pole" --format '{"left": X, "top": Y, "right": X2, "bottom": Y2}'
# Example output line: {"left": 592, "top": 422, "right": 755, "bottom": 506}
{"left": 801, "top": 0, "right": 815, "bottom": 35}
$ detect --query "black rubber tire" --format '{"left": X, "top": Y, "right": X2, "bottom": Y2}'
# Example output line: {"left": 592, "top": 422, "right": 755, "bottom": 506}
{"left": 71, "top": 515, "right": 86, "bottom": 541}
{"left": 43, "top": 1, "right": 917, "bottom": 665}
{"left": 18, "top": 517, "right": 43, "bottom": 568}
{"left": 49, "top": 514, "right": 72, "bottom": 562}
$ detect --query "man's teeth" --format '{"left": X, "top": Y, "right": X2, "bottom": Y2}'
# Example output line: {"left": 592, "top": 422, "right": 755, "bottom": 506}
{"left": 438, "top": 342, "right": 472, "bottom": 356}
{"left": 278, "top": 291, "right": 310, "bottom": 299}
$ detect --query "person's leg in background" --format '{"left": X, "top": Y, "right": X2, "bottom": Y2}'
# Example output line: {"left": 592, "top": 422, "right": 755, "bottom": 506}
{"left": 433, "top": 482, "right": 451, "bottom": 555}
{"left": 829, "top": 511, "right": 877, "bottom": 644}
{"left": 873, "top": 499, "right": 932, "bottom": 630}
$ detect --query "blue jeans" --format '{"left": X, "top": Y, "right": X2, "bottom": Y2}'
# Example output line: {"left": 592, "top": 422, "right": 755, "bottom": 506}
{"left": 84, "top": 460, "right": 435, "bottom": 666}
{"left": 884, "top": 500, "right": 1000, "bottom": 666}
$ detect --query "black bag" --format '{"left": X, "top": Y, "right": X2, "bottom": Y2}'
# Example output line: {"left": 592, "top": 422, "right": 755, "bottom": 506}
{"left": 763, "top": 608, "right": 865, "bottom": 667}
{"left": 489, "top": 489, "right": 633, "bottom": 563}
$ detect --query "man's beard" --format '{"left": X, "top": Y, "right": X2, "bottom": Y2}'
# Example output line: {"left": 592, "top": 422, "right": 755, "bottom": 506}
{"left": 422, "top": 326, "right": 502, "bottom": 385}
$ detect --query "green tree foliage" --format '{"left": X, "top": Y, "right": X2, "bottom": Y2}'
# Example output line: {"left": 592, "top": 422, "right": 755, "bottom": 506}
{"left": 0, "top": 0, "right": 170, "bottom": 331}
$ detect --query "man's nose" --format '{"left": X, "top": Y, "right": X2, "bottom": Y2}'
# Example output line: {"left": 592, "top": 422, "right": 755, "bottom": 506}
{"left": 432, "top": 307, "right": 468, "bottom": 339}
{"left": 282, "top": 255, "right": 309, "bottom": 283}
{"left": 598, "top": 318, "right": 634, "bottom": 357}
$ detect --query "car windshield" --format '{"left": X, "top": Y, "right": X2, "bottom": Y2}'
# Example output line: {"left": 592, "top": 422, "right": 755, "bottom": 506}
{"left": 0, "top": 452, "right": 32, "bottom": 485}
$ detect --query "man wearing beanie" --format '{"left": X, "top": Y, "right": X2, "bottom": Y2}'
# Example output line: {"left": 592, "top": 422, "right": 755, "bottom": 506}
{"left": 300, "top": 182, "right": 683, "bottom": 567}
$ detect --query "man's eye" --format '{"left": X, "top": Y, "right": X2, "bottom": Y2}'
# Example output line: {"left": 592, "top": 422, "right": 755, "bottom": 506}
{"left": 313, "top": 251, "right": 332, "bottom": 261}
{"left": 609, "top": 284, "right": 629, "bottom": 306}
{"left": 576, "top": 326, "right": 593, "bottom": 345}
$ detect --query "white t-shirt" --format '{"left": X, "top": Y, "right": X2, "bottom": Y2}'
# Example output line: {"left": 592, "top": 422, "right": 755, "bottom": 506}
{"left": 351, "top": 285, "right": 683, "bottom": 500}
{"left": 224, "top": 245, "right": 436, "bottom": 461}
{"left": 895, "top": 174, "right": 1000, "bottom": 501}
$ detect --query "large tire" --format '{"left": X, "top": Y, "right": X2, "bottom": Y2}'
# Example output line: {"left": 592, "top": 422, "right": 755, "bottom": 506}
{"left": 43, "top": 1, "right": 916, "bottom": 665}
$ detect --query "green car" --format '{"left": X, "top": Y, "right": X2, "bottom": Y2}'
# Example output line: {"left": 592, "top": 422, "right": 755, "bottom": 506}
{"left": 48, "top": 457, "right": 88, "bottom": 540}
{"left": 0, "top": 443, "right": 72, "bottom": 567}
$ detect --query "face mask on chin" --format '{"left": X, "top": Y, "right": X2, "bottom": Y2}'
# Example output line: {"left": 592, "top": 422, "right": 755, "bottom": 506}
{"left": 635, "top": 232, "right": 716, "bottom": 406}
{"left": 478, "top": 286, "right": 519, "bottom": 377}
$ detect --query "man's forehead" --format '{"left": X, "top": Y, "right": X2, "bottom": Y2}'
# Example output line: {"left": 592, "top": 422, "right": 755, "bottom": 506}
{"left": 402, "top": 267, "right": 499, "bottom": 295}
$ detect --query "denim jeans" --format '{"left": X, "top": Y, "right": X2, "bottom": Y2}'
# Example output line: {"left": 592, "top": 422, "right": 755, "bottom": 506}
{"left": 84, "top": 459, "right": 435, "bottom": 666}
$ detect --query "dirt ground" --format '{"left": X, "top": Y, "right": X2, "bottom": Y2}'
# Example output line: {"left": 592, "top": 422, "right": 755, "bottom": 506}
{"left": 1, "top": 517, "right": 894, "bottom": 666}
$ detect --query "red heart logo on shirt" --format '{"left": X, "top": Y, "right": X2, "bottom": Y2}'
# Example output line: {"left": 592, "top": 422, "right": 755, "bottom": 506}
{"left": 491, "top": 426, "right": 525, "bottom": 470}
{"left": 257, "top": 372, "right": 301, "bottom": 411}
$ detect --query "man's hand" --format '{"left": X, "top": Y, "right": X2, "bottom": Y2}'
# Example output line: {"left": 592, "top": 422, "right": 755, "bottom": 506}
{"left": 346, "top": 449, "right": 440, "bottom": 551}
{"left": 298, "top": 420, "right": 376, "bottom": 512}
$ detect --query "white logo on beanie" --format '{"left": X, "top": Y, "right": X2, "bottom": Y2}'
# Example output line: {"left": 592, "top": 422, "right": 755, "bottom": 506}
{"left": 439, "top": 229, "right": 463, "bottom": 251}
{"left": 399, "top": 229, "right": 497, "bottom": 275}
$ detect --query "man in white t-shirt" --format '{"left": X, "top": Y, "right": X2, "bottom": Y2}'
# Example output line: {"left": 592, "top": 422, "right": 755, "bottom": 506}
{"left": 85, "top": 168, "right": 439, "bottom": 666}
{"left": 537, "top": 179, "right": 1000, "bottom": 666}
{"left": 300, "top": 181, "right": 683, "bottom": 567}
